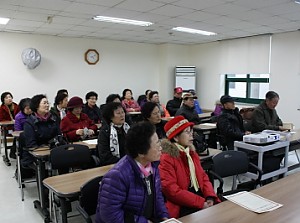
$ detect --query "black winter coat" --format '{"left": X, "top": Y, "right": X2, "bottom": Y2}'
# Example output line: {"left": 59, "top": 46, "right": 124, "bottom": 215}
{"left": 217, "top": 108, "right": 245, "bottom": 150}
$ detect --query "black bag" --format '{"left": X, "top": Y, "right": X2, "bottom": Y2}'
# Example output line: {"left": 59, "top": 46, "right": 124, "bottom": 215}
{"left": 193, "top": 132, "right": 209, "bottom": 156}
{"left": 48, "top": 135, "right": 67, "bottom": 149}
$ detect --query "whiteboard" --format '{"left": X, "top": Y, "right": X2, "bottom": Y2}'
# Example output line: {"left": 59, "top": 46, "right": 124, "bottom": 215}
{"left": 175, "top": 76, "right": 196, "bottom": 91}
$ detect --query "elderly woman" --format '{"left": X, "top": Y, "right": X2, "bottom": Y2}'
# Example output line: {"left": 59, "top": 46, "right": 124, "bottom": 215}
{"left": 0, "top": 91, "right": 20, "bottom": 121}
{"left": 60, "top": 96, "right": 97, "bottom": 142}
{"left": 141, "top": 102, "right": 167, "bottom": 139}
{"left": 82, "top": 91, "right": 102, "bottom": 125}
{"left": 97, "top": 102, "right": 130, "bottom": 166}
{"left": 96, "top": 121, "right": 169, "bottom": 223}
{"left": 14, "top": 98, "right": 32, "bottom": 131}
{"left": 23, "top": 94, "right": 61, "bottom": 166}
{"left": 50, "top": 92, "right": 68, "bottom": 124}
{"left": 121, "top": 88, "right": 141, "bottom": 112}
{"left": 159, "top": 115, "right": 219, "bottom": 218}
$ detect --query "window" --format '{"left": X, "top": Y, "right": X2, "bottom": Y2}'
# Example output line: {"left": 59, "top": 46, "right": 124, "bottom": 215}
{"left": 224, "top": 74, "right": 269, "bottom": 104}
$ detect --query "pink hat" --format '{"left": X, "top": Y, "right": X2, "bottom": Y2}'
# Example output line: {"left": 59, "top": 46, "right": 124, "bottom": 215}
{"left": 164, "top": 115, "right": 194, "bottom": 140}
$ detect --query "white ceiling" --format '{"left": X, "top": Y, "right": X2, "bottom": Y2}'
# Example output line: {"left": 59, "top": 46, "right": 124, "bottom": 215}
{"left": 0, "top": 0, "right": 300, "bottom": 44}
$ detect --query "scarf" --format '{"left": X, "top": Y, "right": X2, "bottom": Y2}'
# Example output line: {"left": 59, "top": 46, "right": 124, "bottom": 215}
{"left": 175, "top": 143, "right": 199, "bottom": 192}
{"left": 110, "top": 122, "right": 130, "bottom": 158}
{"left": 35, "top": 112, "right": 51, "bottom": 122}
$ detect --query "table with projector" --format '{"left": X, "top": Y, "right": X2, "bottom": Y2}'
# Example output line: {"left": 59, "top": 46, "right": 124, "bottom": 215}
{"left": 234, "top": 130, "right": 290, "bottom": 181}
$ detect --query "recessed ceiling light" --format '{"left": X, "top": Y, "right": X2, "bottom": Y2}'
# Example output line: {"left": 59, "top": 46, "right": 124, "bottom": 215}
{"left": 93, "top": 16, "right": 153, "bottom": 27}
{"left": 172, "top": 27, "right": 217, "bottom": 36}
{"left": 0, "top": 17, "right": 10, "bottom": 25}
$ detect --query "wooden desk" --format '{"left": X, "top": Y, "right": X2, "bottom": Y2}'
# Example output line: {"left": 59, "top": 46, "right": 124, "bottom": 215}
{"left": 287, "top": 129, "right": 300, "bottom": 171}
{"left": 193, "top": 123, "right": 216, "bottom": 131}
{"left": 43, "top": 164, "right": 113, "bottom": 198}
{"left": 43, "top": 165, "right": 113, "bottom": 223}
{"left": 179, "top": 171, "right": 300, "bottom": 223}
{"left": 198, "top": 112, "right": 212, "bottom": 119}
{"left": 0, "top": 120, "right": 15, "bottom": 166}
{"left": 29, "top": 141, "right": 97, "bottom": 222}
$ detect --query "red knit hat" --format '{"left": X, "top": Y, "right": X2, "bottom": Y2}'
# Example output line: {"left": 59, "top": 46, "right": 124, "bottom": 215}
{"left": 164, "top": 115, "right": 194, "bottom": 140}
{"left": 67, "top": 96, "right": 83, "bottom": 108}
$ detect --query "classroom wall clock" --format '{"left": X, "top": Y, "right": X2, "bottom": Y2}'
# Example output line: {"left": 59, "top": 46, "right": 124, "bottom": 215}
{"left": 84, "top": 49, "right": 99, "bottom": 65}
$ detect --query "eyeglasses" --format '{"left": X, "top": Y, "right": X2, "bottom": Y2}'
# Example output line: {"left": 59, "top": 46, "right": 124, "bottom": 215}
{"left": 182, "top": 129, "right": 193, "bottom": 135}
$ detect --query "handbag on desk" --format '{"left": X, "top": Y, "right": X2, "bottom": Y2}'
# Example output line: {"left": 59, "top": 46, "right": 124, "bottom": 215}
{"left": 193, "top": 132, "right": 209, "bottom": 156}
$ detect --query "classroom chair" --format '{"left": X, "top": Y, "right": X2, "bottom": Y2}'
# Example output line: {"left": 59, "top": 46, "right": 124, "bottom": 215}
{"left": 49, "top": 144, "right": 93, "bottom": 223}
{"left": 15, "top": 132, "right": 36, "bottom": 201}
{"left": 209, "top": 150, "right": 262, "bottom": 201}
{"left": 77, "top": 175, "right": 103, "bottom": 223}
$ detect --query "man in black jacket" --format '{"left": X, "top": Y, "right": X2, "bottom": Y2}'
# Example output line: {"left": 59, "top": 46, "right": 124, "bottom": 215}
{"left": 166, "top": 87, "right": 183, "bottom": 116}
{"left": 217, "top": 95, "right": 250, "bottom": 150}
{"left": 175, "top": 93, "right": 201, "bottom": 125}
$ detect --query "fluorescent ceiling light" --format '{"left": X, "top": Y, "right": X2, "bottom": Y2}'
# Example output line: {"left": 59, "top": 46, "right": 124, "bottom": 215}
{"left": 93, "top": 16, "right": 152, "bottom": 27}
{"left": 295, "top": 0, "right": 300, "bottom": 4}
{"left": 0, "top": 17, "right": 10, "bottom": 25}
{"left": 172, "top": 27, "right": 217, "bottom": 36}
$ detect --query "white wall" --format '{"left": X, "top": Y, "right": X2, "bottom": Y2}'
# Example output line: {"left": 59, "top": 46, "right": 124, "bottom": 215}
{"left": 270, "top": 31, "right": 300, "bottom": 128}
{"left": 0, "top": 33, "right": 161, "bottom": 105}
{"left": 1, "top": 31, "right": 300, "bottom": 127}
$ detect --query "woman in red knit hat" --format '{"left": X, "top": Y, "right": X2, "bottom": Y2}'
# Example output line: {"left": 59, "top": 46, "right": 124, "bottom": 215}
{"left": 159, "top": 115, "right": 219, "bottom": 218}
{"left": 60, "top": 96, "right": 97, "bottom": 142}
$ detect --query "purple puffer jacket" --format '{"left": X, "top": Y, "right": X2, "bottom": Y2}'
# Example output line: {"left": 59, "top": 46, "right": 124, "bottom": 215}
{"left": 96, "top": 155, "right": 169, "bottom": 223}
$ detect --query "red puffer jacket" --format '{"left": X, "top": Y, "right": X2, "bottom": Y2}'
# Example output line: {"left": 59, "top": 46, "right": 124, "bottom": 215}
{"left": 159, "top": 139, "right": 220, "bottom": 218}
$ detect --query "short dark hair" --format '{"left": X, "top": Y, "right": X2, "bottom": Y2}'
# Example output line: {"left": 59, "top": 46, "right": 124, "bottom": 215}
{"left": 106, "top": 94, "right": 121, "bottom": 103}
{"left": 54, "top": 93, "right": 68, "bottom": 105}
{"left": 1, "top": 92, "right": 13, "bottom": 104}
{"left": 145, "top": 89, "right": 151, "bottom": 95}
{"left": 122, "top": 89, "right": 133, "bottom": 100}
{"left": 57, "top": 89, "right": 68, "bottom": 96}
{"left": 141, "top": 102, "right": 158, "bottom": 120}
{"left": 19, "top": 98, "right": 31, "bottom": 113}
{"left": 102, "top": 102, "right": 125, "bottom": 124}
{"left": 149, "top": 91, "right": 158, "bottom": 100}
{"left": 126, "top": 122, "right": 156, "bottom": 158}
{"left": 85, "top": 91, "right": 98, "bottom": 100}
{"left": 266, "top": 91, "right": 279, "bottom": 100}
{"left": 30, "top": 94, "right": 47, "bottom": 113}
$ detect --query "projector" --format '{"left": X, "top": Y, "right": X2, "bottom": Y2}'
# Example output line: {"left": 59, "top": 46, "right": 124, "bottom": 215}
{"left": 243, "top": 132, "right": 280, "bottom": 144}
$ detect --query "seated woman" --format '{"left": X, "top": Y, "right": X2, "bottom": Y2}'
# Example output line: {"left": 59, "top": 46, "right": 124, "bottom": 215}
{"left": 96, "top": 122, "right": 169, "bottom": 223}
{"left": 159, "top": 116, "right": 219, "bottom": 218}
{"left": 0, "top": 91, "right": 20, "bottom": 122}
{"left": 23, "top": 94, "right": 61, "bottom": 167}
{"left": 60, "top": 96, "right": 97, "bottom": 142}
{"left": 0, "top": 92, "right": 20, "bottom": 159}
{"left": 14, "top": 98, "right": 32, "bottom": 131}
{"left": 97, "top": 102, "right": 130, "bottom": 166}
{"left": 101, "top": 94, "right": 133, "bottom": 126}
{"left": 141, "top": 102, "right": 167, "bottom": 139}
{"left": 82, "top": 91, "right": 102, "bottom": 126}
{"left": 50, "top": 92, "right": 68, "bottom": 124}
{"left": 121, "top": 88, "right": 141, "bottom": 112}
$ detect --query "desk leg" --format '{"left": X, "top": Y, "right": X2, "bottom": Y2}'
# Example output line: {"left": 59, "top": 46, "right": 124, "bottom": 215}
{"left": 33, "top": 159, "right": 50, "bottom": 223}
{"left": 283, "top": 145, "right": 289, "bottom": 177}
{"left": 59, "top": 197, "right": 69, "bottom": 223}
{"left": 2, "top": 128, "right": 11, "bottom": 166}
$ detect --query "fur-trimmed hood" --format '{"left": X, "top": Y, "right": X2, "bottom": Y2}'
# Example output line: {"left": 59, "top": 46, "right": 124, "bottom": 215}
{"left": 161, "top": 139, "right": 195, "bottom": 158}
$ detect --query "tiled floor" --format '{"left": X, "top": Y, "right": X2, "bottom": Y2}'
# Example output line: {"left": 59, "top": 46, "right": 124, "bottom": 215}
{"left": 0, "top": 149, "right": 299, "bottom": 223}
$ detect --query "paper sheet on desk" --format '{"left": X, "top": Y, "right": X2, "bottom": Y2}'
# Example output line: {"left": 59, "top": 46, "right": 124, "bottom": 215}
{"left": 224, "top": 191, "right": 283, "bottom": 213}
{"left": 83, "top": 139, "right": 98, "bottom": 144}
